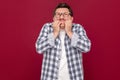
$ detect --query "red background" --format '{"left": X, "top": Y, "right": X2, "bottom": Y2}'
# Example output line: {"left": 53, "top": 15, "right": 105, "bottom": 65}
{"left": 0, "top": 0, "right": 120, "bottom": 80}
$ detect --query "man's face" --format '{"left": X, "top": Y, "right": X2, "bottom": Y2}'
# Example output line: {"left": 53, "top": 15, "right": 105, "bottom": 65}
{"left": 53, "top": 8, "right": 73, "bottom": 29}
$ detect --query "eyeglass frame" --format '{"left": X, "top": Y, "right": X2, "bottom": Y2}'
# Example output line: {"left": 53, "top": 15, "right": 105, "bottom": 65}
{"left": 54, "top": 12, "right": 71, "bottom": 18}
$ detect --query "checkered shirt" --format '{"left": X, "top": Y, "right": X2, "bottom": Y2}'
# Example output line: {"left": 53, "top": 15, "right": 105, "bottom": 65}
{"left": 35, "top": 23, "right": 91, "bottom": 80}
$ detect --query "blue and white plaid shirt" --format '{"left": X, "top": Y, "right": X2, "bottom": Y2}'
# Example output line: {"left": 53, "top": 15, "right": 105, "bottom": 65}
{"left": 35, "top": 23, "right": 91, "bottom": 80}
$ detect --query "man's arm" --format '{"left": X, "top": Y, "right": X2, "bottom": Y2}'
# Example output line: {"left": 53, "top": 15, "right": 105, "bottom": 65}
{"left": 35, "top": 23, "right": 55, "bottom": 54}
{"left": 71, "top": 24, "right": 91, "bottom": 53}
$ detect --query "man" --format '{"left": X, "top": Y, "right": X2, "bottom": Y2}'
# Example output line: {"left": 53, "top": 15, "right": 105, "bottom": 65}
{"left": 35, "top": 3, "right": 91, "bottom": 80}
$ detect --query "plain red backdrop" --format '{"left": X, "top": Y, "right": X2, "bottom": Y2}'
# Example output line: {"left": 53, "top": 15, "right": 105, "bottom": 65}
{"left": 0, "top": 0, "right": 120, "bottom": 80}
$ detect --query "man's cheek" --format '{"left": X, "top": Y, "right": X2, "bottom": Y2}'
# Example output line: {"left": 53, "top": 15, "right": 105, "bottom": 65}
{"left": 53, "top": 17, "right": 59, "bottom": 21}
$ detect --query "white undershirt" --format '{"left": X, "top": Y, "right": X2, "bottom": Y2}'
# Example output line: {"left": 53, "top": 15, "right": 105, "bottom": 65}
{"left": 58, "top": 29, "right": 70, "bottom": 80}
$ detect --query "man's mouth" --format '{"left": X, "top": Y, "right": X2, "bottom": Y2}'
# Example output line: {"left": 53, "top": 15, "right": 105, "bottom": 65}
{"left": 58, "top": 19, "right": 66, "bottom": 25}
{"left": 59, "top": 19, "right": 65, "bottom": 21}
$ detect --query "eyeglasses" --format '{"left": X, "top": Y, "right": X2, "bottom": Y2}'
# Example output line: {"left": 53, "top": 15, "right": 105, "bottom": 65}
{"left": 55, "top": 12, "right": 70, "bottom": 18}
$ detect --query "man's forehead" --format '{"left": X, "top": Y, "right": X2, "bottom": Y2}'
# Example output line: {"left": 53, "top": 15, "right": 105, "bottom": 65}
{"left": 55, "top": 8, "right": 69, "bottom": 13}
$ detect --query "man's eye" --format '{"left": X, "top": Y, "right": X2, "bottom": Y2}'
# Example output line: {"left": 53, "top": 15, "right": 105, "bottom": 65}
{"left": 56, "top": 13, "right": 60, "bottom": 15}
{"left": 64, "top": 14, "right": 68, "bottom": 15}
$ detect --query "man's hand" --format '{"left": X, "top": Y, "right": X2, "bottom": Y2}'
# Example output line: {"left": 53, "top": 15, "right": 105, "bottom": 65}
{"left": 65, "top": 17, "right": 73, "bottom": 38}
{"left": 52, "top": 20, "right": 61, "bottom": 38}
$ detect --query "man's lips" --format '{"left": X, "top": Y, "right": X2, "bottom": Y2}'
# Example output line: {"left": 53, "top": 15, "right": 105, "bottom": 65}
{"left": 59, "top": 20, "right": 65, "bottom": 23}
{"left": 59, "top": 19, "right": 65, "bottom": 21}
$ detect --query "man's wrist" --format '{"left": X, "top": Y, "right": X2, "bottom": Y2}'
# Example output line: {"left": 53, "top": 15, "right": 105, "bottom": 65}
{"left": 67, "top": 31, "right": 73, "bottom": 38}
{"left": 53, "top": 31, "right": 59, "bottom": 38}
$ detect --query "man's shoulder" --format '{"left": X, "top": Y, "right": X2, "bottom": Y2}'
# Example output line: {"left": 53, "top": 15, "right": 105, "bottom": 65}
{"left": 72, "top": 23, "right": 84, "bottom": 29}
{"left": 43, "top": 22, "right": 84, "bottom": 29}
{"left": 72, "top": 23, "right": 87, "bottom": 32}
{"left": 43, "top": 22, "right": 52, "bottom": 27}
{"left": 41, "top": 23, "right": 52, "bottom": 30}
{"left": 43, "top": 22, "right": 82, "bottom": 27}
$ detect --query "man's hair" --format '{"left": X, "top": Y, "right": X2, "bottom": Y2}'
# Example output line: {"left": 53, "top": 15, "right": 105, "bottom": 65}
{"left": 53, "top": 3, "right": 73, "bottom": 16}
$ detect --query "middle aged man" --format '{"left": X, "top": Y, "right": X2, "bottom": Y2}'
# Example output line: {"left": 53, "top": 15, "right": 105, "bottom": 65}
{"left": 36, "top": 3, "right": 91, "bottom": 80}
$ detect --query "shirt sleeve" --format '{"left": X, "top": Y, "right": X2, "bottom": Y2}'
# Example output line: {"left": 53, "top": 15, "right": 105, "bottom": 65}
{"left": 71, "top": 24, "right": 91, "bottom": 53}
{"left": 47, "top": 33, "right": 55, "bottom": 46}
{"left": 35, "top": 23, "right": 55, "bottom": 54}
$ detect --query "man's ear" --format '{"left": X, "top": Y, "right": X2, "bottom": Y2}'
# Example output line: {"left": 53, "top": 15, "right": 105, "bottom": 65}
{"left": 53, "top": 17, "right": 55, "bottom": 21}
{"left": 71, "top": 17, "right": 73, "bottom": 21}
{"left": 53, "top": 16, "right": 57, "bottom": 21}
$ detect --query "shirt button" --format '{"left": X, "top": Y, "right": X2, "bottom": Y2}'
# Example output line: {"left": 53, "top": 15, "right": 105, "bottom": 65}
{"left": 57, "top": 67, "right": 59, "bottom": 69}
{"left": 59, "top": 58, "right": 61, "bottom": 60}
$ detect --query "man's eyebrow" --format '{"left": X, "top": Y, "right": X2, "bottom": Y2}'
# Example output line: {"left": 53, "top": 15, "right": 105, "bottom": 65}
{"left": 55, "top": 12, "right": 69, "bottom": 13}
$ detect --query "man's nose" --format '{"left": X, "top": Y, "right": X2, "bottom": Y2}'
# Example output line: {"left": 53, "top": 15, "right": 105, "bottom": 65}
{"left": 60, "top": 14, "right": 64, "bottom": 18}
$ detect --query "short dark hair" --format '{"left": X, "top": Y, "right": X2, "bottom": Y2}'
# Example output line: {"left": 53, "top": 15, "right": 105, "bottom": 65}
{"left": 53, "top": 3, "right": 73, "bottom": 16}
